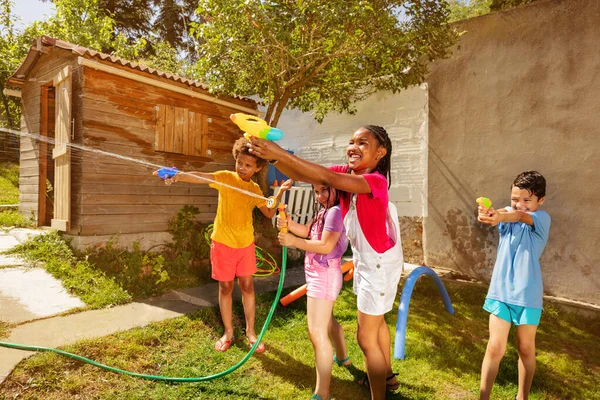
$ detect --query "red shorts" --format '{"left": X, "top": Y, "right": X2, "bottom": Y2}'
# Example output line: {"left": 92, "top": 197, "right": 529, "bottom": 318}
{"left": 210, "top": 241, "right": 257, "bottom": 281}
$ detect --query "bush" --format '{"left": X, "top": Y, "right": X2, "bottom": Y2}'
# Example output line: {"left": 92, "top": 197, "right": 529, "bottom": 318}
{"left": 166, "top": 205, "right": 211, "bottom": 280}
{"left": 0, "top": 162, "right": 19, "bottom": 188}
{"left": 0, "top": 210, "right": 35, "bottom": 228}
{"left": 84, "top": 237, "right": 174, "bottom": 298}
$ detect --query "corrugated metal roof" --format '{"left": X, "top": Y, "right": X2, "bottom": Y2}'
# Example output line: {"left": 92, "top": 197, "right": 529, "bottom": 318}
{"left": 8, "top": 36, "right": 256, "bottom": 104}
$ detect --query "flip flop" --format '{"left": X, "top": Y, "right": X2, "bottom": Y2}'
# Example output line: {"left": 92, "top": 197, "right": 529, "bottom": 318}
{"left": 246, "top": 336, "right": 266, "bottom": 353}
{"left": 215, "top": 336, "right": 234, "bottom": 352}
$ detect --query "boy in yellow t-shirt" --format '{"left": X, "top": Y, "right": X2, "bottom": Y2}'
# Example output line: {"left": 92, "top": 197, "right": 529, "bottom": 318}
{"left": 154, "top": 137, "right": 291, "bottom": 353}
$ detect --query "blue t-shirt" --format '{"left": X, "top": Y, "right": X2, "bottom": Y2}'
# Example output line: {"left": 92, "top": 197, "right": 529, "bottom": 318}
{"left": 486, "top": 208, "right": 551, "bottom": 309}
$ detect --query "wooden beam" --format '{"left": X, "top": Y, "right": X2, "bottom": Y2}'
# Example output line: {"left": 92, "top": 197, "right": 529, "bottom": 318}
{"left": 77, "top": 57, "right": 260, "bottom": 116}
{"left": 3, "top": 88, "right": 21, "bottom": 98}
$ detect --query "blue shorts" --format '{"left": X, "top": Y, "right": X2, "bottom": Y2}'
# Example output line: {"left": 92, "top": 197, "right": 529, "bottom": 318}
{"left": 483, "top": 298, "right": 542, "bottom": 326}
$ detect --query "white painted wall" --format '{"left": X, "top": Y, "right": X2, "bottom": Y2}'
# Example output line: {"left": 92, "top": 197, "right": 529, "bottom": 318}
{"left": 274, "top": 84, "right": 428, "bottom": 217}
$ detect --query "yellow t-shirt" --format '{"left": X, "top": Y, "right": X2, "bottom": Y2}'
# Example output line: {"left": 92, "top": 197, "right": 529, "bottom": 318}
{"left": 209, "top": 170, "right": 266, "bottom": 248}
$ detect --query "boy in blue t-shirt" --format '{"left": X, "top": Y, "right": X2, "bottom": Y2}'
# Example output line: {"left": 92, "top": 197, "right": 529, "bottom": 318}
{"left": 477, "top": 171, "right": 551, "bottom": 400}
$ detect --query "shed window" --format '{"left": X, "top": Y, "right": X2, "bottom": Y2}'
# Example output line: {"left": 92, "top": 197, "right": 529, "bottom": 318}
{"left": 155, "top": 104, "right": 208, "bottom": 157}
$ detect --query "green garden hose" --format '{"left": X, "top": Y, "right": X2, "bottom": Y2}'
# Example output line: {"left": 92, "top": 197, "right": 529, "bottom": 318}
{"left": 0, "top": 247, "right": 287, "bottom": 382}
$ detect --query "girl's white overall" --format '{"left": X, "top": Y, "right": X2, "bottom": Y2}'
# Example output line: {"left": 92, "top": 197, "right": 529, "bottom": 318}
{"left": 343, "top": 195, "right": 404, "bottom": 315}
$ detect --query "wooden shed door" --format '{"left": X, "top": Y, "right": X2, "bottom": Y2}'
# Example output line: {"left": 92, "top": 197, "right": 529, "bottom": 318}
{"left": 51, "top": 66, "right": 72, "bottom": 231}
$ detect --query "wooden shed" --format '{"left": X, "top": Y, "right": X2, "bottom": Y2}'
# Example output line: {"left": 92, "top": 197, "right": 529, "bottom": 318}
{"left": 7, "top": 36, "right": 259, "bottom": 248}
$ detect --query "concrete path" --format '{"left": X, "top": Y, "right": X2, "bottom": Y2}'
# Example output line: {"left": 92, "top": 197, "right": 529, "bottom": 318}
{"left": 0, "top": 229, "right": 84, "bottom": 324}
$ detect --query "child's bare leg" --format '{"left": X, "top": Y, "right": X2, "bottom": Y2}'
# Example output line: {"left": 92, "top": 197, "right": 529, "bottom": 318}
{"left": 357, "top": 311, "right": 387, "bottom": 400}
{"left": 480, "top": 314, "right": 511, "bottom": 400}
{"left": 238, "top": 275, "right": 257, "bottom": 339}
{"left": 515, "top": 324, "right": 538, "bottom": 400}
{"left": 329, "top": 315, "right": 350, "bottom": 365}
{"left": 378, "top": 319, "right": 396, "bottom": 384}
{"left": 308, "top": 297, "right": 336, "bottom": 399}
{"left": 217, "top": 280, "right": 235, "bottom": 341}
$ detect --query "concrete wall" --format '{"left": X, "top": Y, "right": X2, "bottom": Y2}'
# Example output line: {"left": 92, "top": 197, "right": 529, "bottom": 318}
{"left": 424, "top": 0, "right": 600, "bottom": 305}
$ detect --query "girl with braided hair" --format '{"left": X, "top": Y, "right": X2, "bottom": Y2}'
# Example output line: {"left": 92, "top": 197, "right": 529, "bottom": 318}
{"left": 249, "top": 126, "right": 403, "bottom": 400}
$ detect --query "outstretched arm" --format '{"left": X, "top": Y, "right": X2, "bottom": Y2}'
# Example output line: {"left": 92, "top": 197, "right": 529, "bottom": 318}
{"left": 478, "top": 207, "right": 534, "bottom": 226}
{"left": 173, "top": 171, "right": 214, "bottom": 185}
{"left": 248, "top": 137, "right": 372, "bottom": 194}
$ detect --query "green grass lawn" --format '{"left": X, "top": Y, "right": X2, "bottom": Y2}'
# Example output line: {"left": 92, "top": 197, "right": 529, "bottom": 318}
{"left": 1, "top": 279, "right": 598, "bottom": 400}
{"left": 0, "top": 162, "right": 19, "bottom": 205}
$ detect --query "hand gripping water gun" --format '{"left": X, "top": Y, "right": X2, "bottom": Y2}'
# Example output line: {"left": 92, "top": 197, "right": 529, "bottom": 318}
{"left": 230, "top": 113, "right": 284, "bottom": 141}
{"left": 476, "top": 197, "right": 492, "bottom": 213}
{"left": 153, "top": 167, "right": 179, "bottom": 180}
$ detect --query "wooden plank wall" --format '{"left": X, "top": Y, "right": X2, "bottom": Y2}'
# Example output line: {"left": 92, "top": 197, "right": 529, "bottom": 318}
{"left": 18, "top": 48, "right": 81, "bottom": 223}
{"left": 76, "top": 66, "right": 257, "bottom": 235}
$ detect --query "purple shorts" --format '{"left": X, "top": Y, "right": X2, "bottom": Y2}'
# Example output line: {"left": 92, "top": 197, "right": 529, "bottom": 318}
{"left": 305, "top": 257, "right": 343, "bottom": 301}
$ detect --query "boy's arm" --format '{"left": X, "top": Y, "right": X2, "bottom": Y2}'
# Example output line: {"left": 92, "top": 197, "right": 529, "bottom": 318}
{"left": 173, "top": 171, "right": 215, "bottom": 185}
{"left": 257, "top": 179, "right": 293, "bottom": 218}
{"left": 479, "top": 207, "right": 534, "bottom": 226}
{"left": 278, "top": 229, "right": 341, "bottom": 255}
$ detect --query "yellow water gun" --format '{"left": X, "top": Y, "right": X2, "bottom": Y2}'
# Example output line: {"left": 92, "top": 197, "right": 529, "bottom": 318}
{"left": 230, "top": 113, "right": 284, "bottom": 141}
{"left": 476, "top": 197, "right": 492, "bottom": 212}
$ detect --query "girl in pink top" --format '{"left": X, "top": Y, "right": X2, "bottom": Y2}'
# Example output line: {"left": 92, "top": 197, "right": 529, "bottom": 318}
{"left": 249, "top": 125, "right": 403, "bottom": 400}
{"left": 278, "top": 184, "right": 351, "bottom": 400}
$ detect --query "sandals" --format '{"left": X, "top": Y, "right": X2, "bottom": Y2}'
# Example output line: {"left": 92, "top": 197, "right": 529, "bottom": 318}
{"left": 333, "top": 354, "right": 351, "bottom": 366}
{"left": 358, "top": 372, "right": 400, "bottom": 392}
{"left": 246, "top": 336, "right": 266, "bottom": 353}
{"left": 214, "top": 335, "right": 235, "bottom": 352}
{"left": 386, "top": 372, "right": 399, "bottom": 391}
{"left": 310, "top": 394, "right": 328, "bottom": 400}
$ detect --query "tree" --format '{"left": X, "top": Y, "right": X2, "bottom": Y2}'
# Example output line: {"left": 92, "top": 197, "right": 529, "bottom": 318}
{"left": 447, "top": 0, "right": 492, "bottom": 22}
{"left": 40, "top": 0, "right": 201, "bottom": 63}
{"left": 193, "top": 0, "right": 457, "bottom": 128}
{"left": 0, "top": 0, "right": 30, "bottom": 131}
{"left": 490, "top": 0, "right": 538, "bottom": 11}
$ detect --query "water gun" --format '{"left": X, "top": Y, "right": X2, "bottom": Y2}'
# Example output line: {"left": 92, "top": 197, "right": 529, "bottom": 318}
{"left": 476, "top": 197, "right": 492, "bottom": 213}
{"left": 277, "top": 203, "right": 288, "bottom": 232}
{"left": 153, "top": 167, "right": 179, "bottom": 180}
{"left": 230, "top": 113, "right": 284, "bottom": 141}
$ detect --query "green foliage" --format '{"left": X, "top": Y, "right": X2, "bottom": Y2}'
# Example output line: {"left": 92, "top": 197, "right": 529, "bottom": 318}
{"left": 0, "top": 162, "right": 18, "bottom": 187}
{"left": 490, "top": 0, "right": 538, "bottom": 11}
{"left": 167, "top": 204, "right": 210, "bottom": 265}
{"left": 193, "top": 0, "right": 457, "bottom": 126}
{"left": 0, "top": 178, "right": 19, "bottom": 205}
{"left": 5, "top": 231, "right": 131, "bottom": 308}
{"left": 0, "top": 162, "right": 20, "bottom": 207}
{"left": 84, "top": 236, "right": 176, "bottom": 298}
{"left": 448, "top": 0, "right": 492, "bottom": 22}
{"left": 0, "top": 210, "right": 35, "bottom": 228}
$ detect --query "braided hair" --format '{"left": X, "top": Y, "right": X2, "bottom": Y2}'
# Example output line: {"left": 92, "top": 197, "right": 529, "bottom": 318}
{"left": 362, "top": 125, "right": 392, "bottom": 188}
